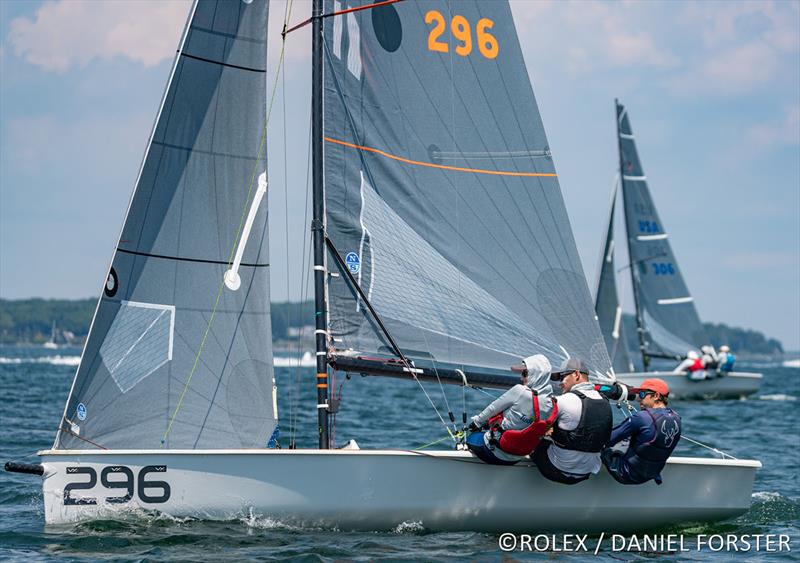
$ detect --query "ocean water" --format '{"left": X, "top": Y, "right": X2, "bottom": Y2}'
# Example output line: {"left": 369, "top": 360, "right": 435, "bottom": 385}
{"left": 1, "top": 346, "right": 798, "bottom": 561}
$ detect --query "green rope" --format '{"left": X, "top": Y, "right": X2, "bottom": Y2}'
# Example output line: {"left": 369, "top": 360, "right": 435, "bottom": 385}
{"left": 417, "top": 430, "right": 465, "bottom": 450}
{"left": 161, "top": 12, "right": 291, "bottom": 447}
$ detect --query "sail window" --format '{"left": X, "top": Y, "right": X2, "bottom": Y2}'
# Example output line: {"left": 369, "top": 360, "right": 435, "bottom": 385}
{"left": 346, "top": 12, "right": 362, "bottom": 79}
{"left": 100, "top": 301, "right": 175, "bottom": 393}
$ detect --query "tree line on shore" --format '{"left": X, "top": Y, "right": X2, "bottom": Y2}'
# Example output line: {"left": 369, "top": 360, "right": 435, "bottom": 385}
{"left": 0, "top": 298, "right": 785, "bottom": 356}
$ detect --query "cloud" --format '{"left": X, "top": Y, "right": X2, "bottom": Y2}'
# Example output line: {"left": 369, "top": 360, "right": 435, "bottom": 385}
{"left": 7, "top": 0, "right": 190, "bottom": 73}
{"left": 512, "top": 0, "right": 679, "bottom": 72}
{"left": 748, "top": 106, "right": 800, "bottom": 147}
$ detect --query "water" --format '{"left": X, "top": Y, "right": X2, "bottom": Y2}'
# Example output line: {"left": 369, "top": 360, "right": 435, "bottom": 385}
{"left": 1, "top": 346, "right": 798, "bottom": 561}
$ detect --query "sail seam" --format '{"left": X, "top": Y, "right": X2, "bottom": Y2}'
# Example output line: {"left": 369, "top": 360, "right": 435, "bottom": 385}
{"left": 152, "top": 140, "right": 262, "bottom": 161}
{"left": 116, "top": 248, "right": 268, "bottom": 267}
{"left": 324, "top": 137, "right": 558, "bottom": 178}
{"left": 181, "top": 52, "right": 266, "bottom": 74}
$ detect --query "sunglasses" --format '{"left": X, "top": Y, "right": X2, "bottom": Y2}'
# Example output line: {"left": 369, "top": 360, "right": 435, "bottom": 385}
{"left": 637, "top": 390, "right": 656, "bottom": 400}
{"left": 550, "top": 370, "right": 585, "bottom": 382}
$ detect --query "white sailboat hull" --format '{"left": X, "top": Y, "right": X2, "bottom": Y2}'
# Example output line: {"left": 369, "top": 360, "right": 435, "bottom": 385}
{"left": 39, "top": 449, "right": 760, "bottom": 532}
{"left": 616, "top": 371, "right": 762, "bottom": 400}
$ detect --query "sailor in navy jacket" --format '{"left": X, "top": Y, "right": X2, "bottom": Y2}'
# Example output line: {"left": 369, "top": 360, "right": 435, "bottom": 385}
{"left": 601, "top": 378, "right": 681, "bottom": 485}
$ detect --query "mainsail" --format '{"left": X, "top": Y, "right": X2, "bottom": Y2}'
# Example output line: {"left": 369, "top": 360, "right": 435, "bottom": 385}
{"left": 55, "top": 0, "right": 276, "bottom": 450}
{"left": 322, "top": 0, "right": 611, "bottom": 378}
{"left": 617, "top": 100, "right": 707, "bottom": 360}
{"left": 594, "top": 182, "right": 634, "bottom": 373}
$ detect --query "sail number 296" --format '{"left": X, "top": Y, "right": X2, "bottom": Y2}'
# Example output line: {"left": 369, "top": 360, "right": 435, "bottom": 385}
{"left": 63, "top": 465, "right": 170, "bottom": 506}
{"left": 425, "top": 11, "right": 498, "bottom": 59}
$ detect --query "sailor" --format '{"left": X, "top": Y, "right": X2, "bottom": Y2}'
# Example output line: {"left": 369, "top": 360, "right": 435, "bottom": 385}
{"left": 531, "top": 358, "right": 612, "bottom": 484}
{"left": 717, "top": 345, "right": 735, "bottom": 374}
{"left": 466, "top": 354, "right": 555, "bottom": 465}
{"left": 701, "top": 345, "right": 719, "bottom": 370}
{"left": 601, "top": 378, "right": 681, "bottom": 485}
{"left": 673, "top": 350, "right": 705, "bottom": 380}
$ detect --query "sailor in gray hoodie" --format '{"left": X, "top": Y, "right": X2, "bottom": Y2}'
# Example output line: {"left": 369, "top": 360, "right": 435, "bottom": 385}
{"left": 466, "top": 354, "right": 554, "bottom": 464}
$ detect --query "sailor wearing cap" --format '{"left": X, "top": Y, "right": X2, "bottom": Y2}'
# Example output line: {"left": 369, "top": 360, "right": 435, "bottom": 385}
{"left": 601, "top": 378, "right": 682, "bottom": 485}
{"left": 531, "top": 358, "right": 613, "bottom": 485}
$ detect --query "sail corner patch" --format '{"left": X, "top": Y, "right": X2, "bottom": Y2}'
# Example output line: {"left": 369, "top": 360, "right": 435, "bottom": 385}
{"left": 100, "top": 301, "right": 176, "bottom": 393}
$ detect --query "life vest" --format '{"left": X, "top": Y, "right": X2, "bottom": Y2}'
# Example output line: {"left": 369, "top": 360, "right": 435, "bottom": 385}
{"left": 550, "top": 390, "right": 612, "bottom": 453}
{"left": 720, "top": 353, "right": 735, "bottom": 372}
{"left": 688, "top": 358, "right": 704, "bottom": 372}
{"left": 624, "top": 408, "right": 682, "bottom": 480}
{"left": 490, "top": 392, "right": 558, "bottom": 456}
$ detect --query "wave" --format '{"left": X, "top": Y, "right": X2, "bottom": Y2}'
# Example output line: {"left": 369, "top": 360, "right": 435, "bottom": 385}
{"left": 0, "top": 355, "right": 80, "bottom": 366}
{"left": 758, "top": 394, "right": 797, "bottom": 402}
{"left": 273, "top": 351, "right": 315, "bottom": 368}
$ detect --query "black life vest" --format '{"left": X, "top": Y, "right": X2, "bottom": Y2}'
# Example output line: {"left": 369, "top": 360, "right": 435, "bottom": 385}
{"left": 550, "top": 390, "right": 612, "bottom": 453}
{"left": 625, "top": 408, "right": 682, "bottom": 479}
{"left": 490, "top": 392, "right": 558, "bottom": 456}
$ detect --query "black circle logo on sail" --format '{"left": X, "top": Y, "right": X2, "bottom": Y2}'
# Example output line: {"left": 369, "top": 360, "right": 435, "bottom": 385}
{"left": 105, "top": 267, "right": 119, "bottom": 297}
{"left": 372, "top": 1, "right": 402, "bottom": 53}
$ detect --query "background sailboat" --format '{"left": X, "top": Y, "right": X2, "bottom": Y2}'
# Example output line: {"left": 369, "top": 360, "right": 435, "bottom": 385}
{"left": 9, "top": 1, "right": 759, "bottom": 530}
{"left": 595, "top": 100, "right": 761, "bottom": 399}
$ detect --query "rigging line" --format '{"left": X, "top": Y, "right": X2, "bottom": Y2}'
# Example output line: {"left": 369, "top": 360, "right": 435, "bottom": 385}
{"left": 59, "top": 423, "right": 108, "bottom": 450}
{"left": 162, "top": 19, "right": 291, "bottom": 446}
{"left": 324, "top": 137, "right": 558, "bottom": 178}
{"left": 325, "top": 235, "right": 453, "bottom": 437}
{"left": 625, "top": 403, "right": 737, "bottom": 459}
{"left": 283, "top": 0, "right": 405, "bottom": 37}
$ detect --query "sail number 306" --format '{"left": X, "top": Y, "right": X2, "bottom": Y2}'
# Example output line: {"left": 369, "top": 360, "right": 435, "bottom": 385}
{"left": 425, "top": 11, "right": 498, "bottom": 59}
{"left": 64, "top": 465, "right": 170, "bottom": 506}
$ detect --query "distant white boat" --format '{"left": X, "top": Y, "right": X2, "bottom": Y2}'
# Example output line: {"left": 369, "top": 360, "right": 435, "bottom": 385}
{"left": 273, "top": 351, "right": 315, "bottom": 368}
{"left": 783, "top": 358, "right": 800, "bottom": 368}
{"left": 42, "top": 321, "right": 59, "bottom": 349}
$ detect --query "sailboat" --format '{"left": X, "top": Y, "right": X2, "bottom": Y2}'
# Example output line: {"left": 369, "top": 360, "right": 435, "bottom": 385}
{"left": 595, "top": 100, "right": 762, "bottom": 399}
{"left": 43, "top": 320, "right": 59, "bottom": 349}
{"left": 8, "top": 1, "right": 760, "bottom": 530}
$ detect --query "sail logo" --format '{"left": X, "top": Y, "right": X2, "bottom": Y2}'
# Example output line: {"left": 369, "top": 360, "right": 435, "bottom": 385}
{"left": 345, "top": 252, "right": 361, "bottom": 275}
{"left": 77, "top": 403, "right": 87, "bottom": 420}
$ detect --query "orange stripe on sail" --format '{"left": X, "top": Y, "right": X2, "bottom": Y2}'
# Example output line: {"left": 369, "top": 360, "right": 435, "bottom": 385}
{"left": 324, "top": 137, "right": 557, "bottom": 178}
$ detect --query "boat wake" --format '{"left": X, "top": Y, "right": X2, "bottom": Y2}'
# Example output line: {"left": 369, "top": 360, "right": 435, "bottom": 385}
{"left": 757, "top": 394, "right": 797, "bottom": 402}
{"left": 0, "top": 355, "right": 80, "bottom": 366}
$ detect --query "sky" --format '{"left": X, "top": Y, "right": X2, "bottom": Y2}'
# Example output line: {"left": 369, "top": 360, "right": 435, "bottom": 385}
{"left": 1, "top": 0, "right": 798, "bottom": 350}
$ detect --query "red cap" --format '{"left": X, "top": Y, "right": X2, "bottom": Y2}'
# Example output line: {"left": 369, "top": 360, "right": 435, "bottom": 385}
{"left": 640, "top": 378, "right": 669, "bottom": 396}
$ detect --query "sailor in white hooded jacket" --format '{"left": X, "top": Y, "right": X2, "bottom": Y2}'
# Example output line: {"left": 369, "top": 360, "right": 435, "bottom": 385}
{"left": 468, "top": 354, "right": 554, "bottom": 463}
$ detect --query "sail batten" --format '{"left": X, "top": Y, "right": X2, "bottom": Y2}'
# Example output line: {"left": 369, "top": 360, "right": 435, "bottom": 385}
{"left": 56, "top": 0, "right": 275, "bottom": 451}
{"left": 323, "top": 0, "right": 611, "bottom": 379}
{"left": 617, "top": 101, "right": 707, "bottom": 360}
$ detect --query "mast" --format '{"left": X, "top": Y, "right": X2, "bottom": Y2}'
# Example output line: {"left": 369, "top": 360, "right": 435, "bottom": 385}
{"left": 311, "top": 0, "right": 330, "bottom": 449}
{"left": 616, "top": 99, "right": 649, "bottom": 372}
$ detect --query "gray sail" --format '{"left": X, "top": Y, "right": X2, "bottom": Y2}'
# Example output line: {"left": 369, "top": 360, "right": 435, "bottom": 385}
{"left": 594, "top": 182, "right": 634, "bottom": 373}
{"left": 617, "top": 101, "right": 707, "bottom": 358}
{"left": 55, "top": 0, "right": 276, "bottom": 450}
{"left": 322, "top": 0, "right": 611, "bottom": 378}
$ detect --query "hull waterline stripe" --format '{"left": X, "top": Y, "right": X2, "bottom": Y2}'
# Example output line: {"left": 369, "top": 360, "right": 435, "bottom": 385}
{"left": 657, "top": 296, "right": 694, "bottom": 305}
{"left": 117, "top": 248, "right": 268, "bottom": 267}
{"left": 325, "top": 137, "right": 557, "bottom": 178}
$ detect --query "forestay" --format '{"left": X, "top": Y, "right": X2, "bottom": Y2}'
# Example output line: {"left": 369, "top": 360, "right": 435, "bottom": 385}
{"left": 617, "top": 101, "right": 707, "bottom": 358}
{"left": 55, "top": 0, "right": 277, "bottom": 450}
{"left": 322, "top": 0, "right": 611, "bottom": 378}
{"left": 594, "top": 182, "right": 634, "bottom": 373}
